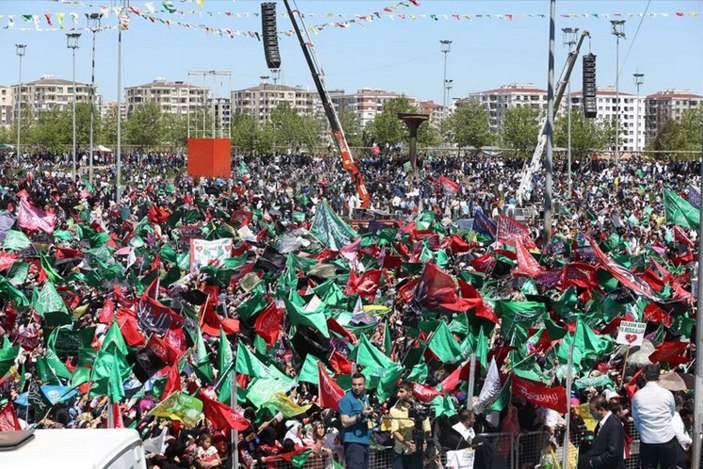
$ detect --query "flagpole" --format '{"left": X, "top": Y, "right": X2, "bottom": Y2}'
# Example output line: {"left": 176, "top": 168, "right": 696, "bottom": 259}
{"left": 467, "top": 353, "right": 476, "bottom": 411}
{"left": 561, "top": 335, "right": 575, "bottom": 469}
{"left": 107, "top": 396, "right": 114, "bottom": 428}
{"left": 230, "top": 366, "right": 239, "bottom": 469}
{"left": 692, "top": 114, "right": 703, "bottom": 468}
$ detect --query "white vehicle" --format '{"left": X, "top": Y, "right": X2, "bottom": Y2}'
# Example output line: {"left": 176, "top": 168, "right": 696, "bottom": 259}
{"left": 0, "top": 428, "right": 147, "bottom": 469}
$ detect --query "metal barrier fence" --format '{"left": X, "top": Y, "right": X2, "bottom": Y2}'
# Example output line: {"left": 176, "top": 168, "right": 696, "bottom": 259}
{"left": 249, "top": 419, "right": 644, "bottom": 469}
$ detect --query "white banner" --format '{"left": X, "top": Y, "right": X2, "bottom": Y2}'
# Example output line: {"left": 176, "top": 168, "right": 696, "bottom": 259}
{"left": 616, "top": 321, "right": 646, "bottom": 346}
{"left": 189, "top": 238, "right": 233, "bottom": 273}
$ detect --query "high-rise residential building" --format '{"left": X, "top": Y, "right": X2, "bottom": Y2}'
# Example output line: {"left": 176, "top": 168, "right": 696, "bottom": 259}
{"left": 570, "top": 87, "right": 645, "bottom": 153}
{"left": 458, "top": 83, "right": 548, "bottom": 134}
{"left": 418, "top": 100, "right": 444, "bottom": 125}
{"left": 124, "top": 78, "right": 208, "bottom": 117}
{"left": 11, "top": 75, "right": 94, "bottom": 118}
{"left": 210, "top": 97, "right": 232, "bottom": 138}
{"left": 645, "top": 90, "right": 703, "bottom": 141}
{"left": 230, "top": 83, "right": 321, "bottom": 123}
{"left": 331, "top": 88, "right": 411, "bottom": 128}
{"left": 101, "top": 100, "right": 128, "bottom": 120}
{"left": 0, "top": 86, "right": 13, "bottom": 126}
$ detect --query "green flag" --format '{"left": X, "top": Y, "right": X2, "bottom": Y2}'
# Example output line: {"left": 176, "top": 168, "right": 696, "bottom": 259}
{"left": 151, "top": 391, "right": 203, "bottom": 426}
{"left": 664, "top": 188, "right": 700, "bottom": 229}
{"left": 282, "top": 293, "right": 330, "bottom": 339}
{"left": 350, "top": 334, "right": 396, "bottom": 378}
{"left": 298, "top": 354, "right": 333, "bottom": 384}
{"left": 486, "top": 375, "right": 512, "bottom": 413}
{"left": 33, "top": 282, "right": 72, "bottom": 326}
{"left": 4, "top": 230, "right": 31, "bottom": 251}
{"left": 0, "top": 344, "right": 20, "bottom": 377}
{"left": 218, "top": 329, "right": 233, "bottom": 377}
{"left": 0, "top": 276, "right": 29, "bottom": 307}
{"left": 235, "top": 341, "right": 271, "bottom": 379}
{"left": 497, "top": 300, "right": 546, "bottom": 339}
{"left": 428, "top": 322, "right": 463, "bottom": 364}
{"left": 309, "top": 200, "right": 357, "bottom": 251}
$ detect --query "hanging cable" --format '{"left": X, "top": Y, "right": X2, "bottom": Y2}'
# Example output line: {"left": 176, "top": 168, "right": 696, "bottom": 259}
{"left": 618, "top": 0, "right": 651, "bottom": 75}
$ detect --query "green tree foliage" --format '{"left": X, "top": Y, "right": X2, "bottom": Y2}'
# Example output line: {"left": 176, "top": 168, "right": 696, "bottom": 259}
{"left": 99, "top": 105, "right": 118, "bottom": 147}
{"left": 554, "top": 109, "right": 614, "bottom": 157}
{"left": 124, "top": 102, "right": 163, "bottom": 147}
{"left": 443, "top": 101, "right": 493, "bottom": 150}
{"left": 364, "top": 97, "right": 440, "bottom": 149}
{"left": 26, "top": 107, "right": 70, "bottom": 152}
{"left": 160, "top": 113, "right": 188, "bottom": 147}
{"left": 270, "top": 103, "right": 324, "bottom": 153}
{"left": 502, "top": 105, "right": 541, "bottom": 156}
{"left": 231, "top": 112, "right": 261, "bottom": 154}
{"left": 337, "top": 106, "right": 363, "bottom": 148}
{"left": 653, "top": 108, "right": 702, "bottom": 158}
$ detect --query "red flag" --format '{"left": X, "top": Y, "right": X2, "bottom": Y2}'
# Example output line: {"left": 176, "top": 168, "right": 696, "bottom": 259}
{"left": 344, "top": 269, "right": 382, "bottom": 302}
{"left": 649, "top": 341, "right": 689, "bottom": 366}
{"left": 673, "top": 225, "right": 694, "bottom": 248}
{"left": 160, "top": 362, "right": 181, "bottom": 399}
{"left": 113, "top": 402, "right": 124, "bottom": 428}
{"left": 561, "top": 262, "right": 599, "bottom": 290}
{"left": 116, "top": 308, "right": 146, "bottom": 347}
{"left": 449, "top": 234, "right": 470, "bottom": 254}
{"left": 588, "top": 235, "right": 657, "bottom": 301}
{"left": 164, "top": 327, "right": 188, "bottom": 357}
{"left": 317, "top": 362, "right": 345, "bottom": 410}
{"left": 643, "top": 303, "right": 673, "bottom": 327}
{"left": 98, "top": 298, "right": 116, "bottom": 324}
{"left": 254, "top": 302, "right": 284, "bottom": 346}
{"left": 0, "top": 402, "right": 21, "bottom": 431}
{"left": 626, "top": 368, "right": 644, "bottom": 399}
{"left": 438, "top": 176, "right": 461, "bottom": 194}
{"left": 513, "top": 239, "right": 543, "bottom": 277}
{"left": 470, "top": 252, "right": 496, "bottom": 272}
{"left": 0, "top": 252, "right": 18, "bottom": 271}
{"left": 199, "top": 299, "right": 239, "bottom": 337}
{"left": 415, "top": 263, "right": 476, "bottom": 312}
{"left": 412, "top": 382, "right": 441, "bottom": 403}
{"left": 440, "top": 361, "right": 470, "bottom": 393}
{"left": 198, "top": 390, "right": 250, "bottom": 431}
{"left": 326, "top": 316, "right": 357, "bottom": 344}
{"left": 328, "top": 349, "right": 353, "bottom": 375}
{"left": 497, "top": 214, "right": 535, "bottom": 249}
{"left": 148, "top": 205, "right": 170, "bottom": 224}
{"left": 54, "top": 247, "right": 83, "bottom": 259}
{"left": 512, "top": 375, "right": 567, "bottom": 413}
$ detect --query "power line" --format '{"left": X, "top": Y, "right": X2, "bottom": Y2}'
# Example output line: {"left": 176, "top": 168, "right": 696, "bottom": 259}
{"left": 618, "top": 0, "right": 651, "bottom": 76}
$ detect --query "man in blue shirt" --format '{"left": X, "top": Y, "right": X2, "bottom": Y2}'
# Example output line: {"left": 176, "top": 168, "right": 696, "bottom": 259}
{"left": 338, "top": 372, "right": 373, "bottom": 469}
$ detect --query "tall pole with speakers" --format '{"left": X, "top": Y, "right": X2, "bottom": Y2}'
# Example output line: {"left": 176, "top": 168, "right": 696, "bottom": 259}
{"left": 66, "top": 33, "right": 81, "bottom": 180}
{"left": 562, "top": 27, "right": 578, "bottom": 197}
{"left": 610, "top": 20, "right": 626, "bottom": 163}
{"left": 116, "top": 2, "right": 129, "bottom": 202}
{"left": 86, "top": 12, "right": 103, "bottom": 184}
{"left": 440, "top": 40, "right": 452, "bottom": 119}
{"left": 633, "top": 72, "right": 644, "bottom": 155}
{"left": 15, "top": 44, "right": 26, "bottom": 160}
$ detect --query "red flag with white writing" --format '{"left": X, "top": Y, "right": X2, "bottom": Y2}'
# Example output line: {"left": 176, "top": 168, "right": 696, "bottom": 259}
{"left": 0, "top": 402, "right": 21, "bottom": 431}
{"left": 317, "top": 362, "right": 345, "bottom": 411}
{"left": 512, "top": 375, "right": 567, "bottom": 413}
{"left": 497, "top": 214, "right": 535, "bottom": 249}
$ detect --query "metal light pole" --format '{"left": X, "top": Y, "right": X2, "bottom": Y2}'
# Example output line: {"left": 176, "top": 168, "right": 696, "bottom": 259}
{"left": 116, "top": 2, "right": 129, "bottom": 202}
{"left": 694, "top": 110, "right": 703, "bottom": 469}
{"left": 440, "top": 40, "right": 452, "bottom": 118}
{"left": 611, "top": 20, "right": 626, "bottom": 163}
{"left": 15, "top": 44, "right": 26, "bottom": 160}
{"left": 633, "top": 72, "right": 644, "bottom": 155}
{"left": 544, "top": 0, "right": 556, "bottom": 248}
{"left": 562, "top": 27, "right": 579, "bottom": 197}
{"left": 86, "top": 12, "right": 103, "bottom": 184}
{"left": 66, "top": 33, "right": 81, "bottom": 180}
{"left": 445, "top": 79, "right": 453, "bottom": 116}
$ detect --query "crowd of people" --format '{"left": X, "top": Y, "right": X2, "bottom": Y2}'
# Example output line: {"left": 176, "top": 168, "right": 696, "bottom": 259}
{"left": 0, "top": 147, "right": 700, "bottom": 469}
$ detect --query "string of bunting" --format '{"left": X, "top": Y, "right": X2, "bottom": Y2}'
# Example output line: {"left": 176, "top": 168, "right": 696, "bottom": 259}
{"left": 4, "top": 2, "right": 700, "bottom": 39}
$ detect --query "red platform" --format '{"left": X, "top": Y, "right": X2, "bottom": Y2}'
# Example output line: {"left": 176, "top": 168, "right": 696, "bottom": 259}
{"left": 187, "top": 138, "right": 231, "bottom": 178}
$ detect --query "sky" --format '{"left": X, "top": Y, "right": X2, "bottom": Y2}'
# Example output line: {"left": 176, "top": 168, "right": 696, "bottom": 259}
{"left": 0, "top": 0, "right": 701, "bottom": 104}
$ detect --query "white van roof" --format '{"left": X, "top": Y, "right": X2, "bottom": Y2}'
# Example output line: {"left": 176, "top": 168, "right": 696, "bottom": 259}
{"left": 0, "top": 428, "right": 144, "bottom": 469}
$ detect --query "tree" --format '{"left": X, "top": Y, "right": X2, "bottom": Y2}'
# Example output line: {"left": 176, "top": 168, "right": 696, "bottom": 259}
{"left": 231, "top": 112, "right": 261, "bottom": 154}
{"left": 443, "top": 101, "right": 493, "bottom": 151}
{"left": 337, "top": 107, "right": 363, "bottom": 148}
{"left": 554, "top": 109, "right": 612, "bottom": 157}
{"left": 124, "top": 102, "right": 163, "bottom": 147}
{"left": 653, "top": 108, "right": 702, "bottom": 159}
{"left": 364, "top": 97, "right": 415, "bottom": 147}
{"left": 502, "top": 105, "right": 541, "bottom": 157}
{"left": 297, "top": 113, "right": 326, "bottom": 153}
{"left": 26, "top": 107, "right": 71, "bottom": 152}
{"left": 160, "top": 113, "right": 188, "bottom": 147}
{"left": 99, "top": 105, "right": 119, "bottom": 148}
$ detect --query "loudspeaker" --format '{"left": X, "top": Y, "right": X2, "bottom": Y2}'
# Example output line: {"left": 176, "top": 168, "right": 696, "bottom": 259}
{"left": 261, "top": 2, "right": 282, "bottom": 70}
{"left": 582, "top": 53, "right": 597, "bottom": 118}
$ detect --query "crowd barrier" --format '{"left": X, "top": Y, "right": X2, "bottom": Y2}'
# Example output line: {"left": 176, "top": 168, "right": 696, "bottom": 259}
{"left": 249, "top": 419, "right": 645, "bottom": 469}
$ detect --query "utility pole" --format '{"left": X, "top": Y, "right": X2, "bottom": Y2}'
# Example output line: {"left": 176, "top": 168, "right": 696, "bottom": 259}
{"left": 611, "top": 20, "right": 626, "bottom": 163}
{"left": 116, "top": 1, "right": 129, "bottom": 202}
{"left": 562, "top": 27, "right": 579, "bottom": 197}
{"left": 15, "top": 44, "right": 26, "bottom": 160}
{"left": 633, "top": 72, "right": 644, "bottom": 155}
{"left": 440, "top": 40, "right": 452, "bottom": 119}
{"left": 66, "top": 34, "right": 81, "bottom": 180}
{"left": 86, "top": 12, "right": 103, "bottom": 184}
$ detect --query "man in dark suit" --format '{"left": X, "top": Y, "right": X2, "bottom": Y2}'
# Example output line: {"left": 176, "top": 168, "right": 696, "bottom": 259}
{"left": 588, "top": 394, "right": 626, "bottom": 469}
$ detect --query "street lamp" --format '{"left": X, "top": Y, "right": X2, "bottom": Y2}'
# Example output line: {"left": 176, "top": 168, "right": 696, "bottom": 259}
{"left": 440, "top": 40, "right": 452, "bottom": 118}
{"left": 445, "top": 79, "right": 454, "bottom": 115}
{"left": 66, "top": 33, "right": 81, "bottom": 180}
{"left": 15, "top": 44, "right": 26, "bottom": 159}
{"left": 610, "top": 20, "right": 626, "bottom": 162}
{"left": 86, "top": 12, "right": 103, "bottom": 184}
{"left": 562, "top": 27, "right": 578, "bottom": 197}
{"left": 633, "top": 72, "right": 644, "bottom": 155}
{"left": 116, "top": 1, "right": 129, "bottom": 203}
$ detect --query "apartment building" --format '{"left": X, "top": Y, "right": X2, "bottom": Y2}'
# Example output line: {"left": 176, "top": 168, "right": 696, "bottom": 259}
{"left": 645, "top": 89, "right": 703, "bottom": 141}
{"left": 331, "top": 88, "right": 413, "bottom": 128}
{"left": 12, "top": 75, "right": 94, "bottom": 117}
{"left": 459, "top": 83, "right": 548, "bottom": 134}
{"left": 0, "top": 86, "right": 13, "bottom": 126}
{"left": 210, "top": 97, "right": 232, "bottom": 138}
{"left": 124, "top": 79, "right": 208, "bottom": 117}
{"left": 231, "top": 83, "right": 321, "bottom": 123}
{"left": 418, "top": 100, "right": 444, "bottom": 125}
{"left": 570, "top": 87, "right": 645, "bottom": 152}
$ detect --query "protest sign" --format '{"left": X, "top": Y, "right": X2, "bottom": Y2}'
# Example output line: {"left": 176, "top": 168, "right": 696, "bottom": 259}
{"left": 616, "top": 321, "right": 646, "bottom": 346}
{"left": 189, "top": 238, "right": 233, "bottom": 273}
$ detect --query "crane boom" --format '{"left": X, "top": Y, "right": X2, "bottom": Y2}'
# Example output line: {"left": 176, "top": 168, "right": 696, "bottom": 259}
{"left": 282, "top": 0, "right": 370, "bottom": 208}
{"left": 516, "top": 30, "right": 590, "bottom": 205}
